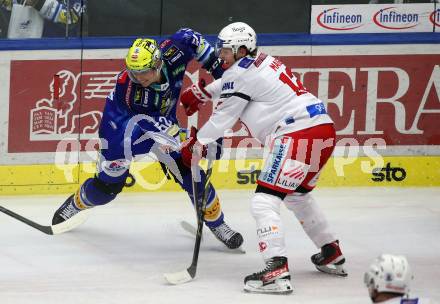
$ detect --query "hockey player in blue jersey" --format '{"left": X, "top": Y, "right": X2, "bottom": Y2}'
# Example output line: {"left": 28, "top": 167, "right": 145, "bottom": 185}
{"left": 51, "top": 28, "right": 243, "bottom": 250}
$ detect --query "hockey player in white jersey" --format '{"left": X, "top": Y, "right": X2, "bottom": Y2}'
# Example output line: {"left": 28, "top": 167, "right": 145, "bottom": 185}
{"left": 179, "top": 22, "right": 347, "bottom": 294}
{"left": 364, "top": 254, "right": 438, "bottom": 304}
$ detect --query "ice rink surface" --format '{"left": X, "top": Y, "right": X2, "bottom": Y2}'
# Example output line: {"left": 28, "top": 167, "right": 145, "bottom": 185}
{"left": 1, "top": 187, "right": 439, "bottom": 304}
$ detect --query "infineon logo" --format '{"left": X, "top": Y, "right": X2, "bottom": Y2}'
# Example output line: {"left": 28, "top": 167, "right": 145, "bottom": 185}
{"left": 430, "top": 8, "right": 440, "bottom": 27}
{"left": 373, "top": 7, "right": 419, "bottom": 30}
{"left": 317, "top": 8, "right": 363, "bottom": 31}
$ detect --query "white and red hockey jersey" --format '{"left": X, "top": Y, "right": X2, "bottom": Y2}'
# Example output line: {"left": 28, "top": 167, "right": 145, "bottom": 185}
{"left": 197, "top": 52, "right": 333, "bottom": 145}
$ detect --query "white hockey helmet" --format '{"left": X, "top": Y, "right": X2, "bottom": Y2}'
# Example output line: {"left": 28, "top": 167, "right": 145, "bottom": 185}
{"left": 364, "top": 254, "right": 413, "bottom": 295}
{"left": 215, "top": 22, "right": 257, "bottom": 56}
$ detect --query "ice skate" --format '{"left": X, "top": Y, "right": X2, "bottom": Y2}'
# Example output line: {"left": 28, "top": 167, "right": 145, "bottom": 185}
{"left": 209, "top": 222, "right": 243, "bottom": 249}
{"left": 311, "top": 240, "right": 347, "bottom": 277}
{"left": 244, "top": 256, "right": 293, "bottom": 294}
{"left": 52, "top": 194, "right": 89, "bottom": 225}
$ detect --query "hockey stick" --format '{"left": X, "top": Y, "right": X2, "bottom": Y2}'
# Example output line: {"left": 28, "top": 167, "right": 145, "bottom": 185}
{"left": 164, "top": 160, "right": 213, "bottom": 285}
{"left": 0, "top": 205, "right": 90, "bottom": 235}
{"left": 180, "top": 220, "right": 203, "bottom": 241}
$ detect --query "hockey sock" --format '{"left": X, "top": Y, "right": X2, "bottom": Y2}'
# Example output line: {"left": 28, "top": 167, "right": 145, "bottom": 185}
{"left": 284, "top": 193, "right": 335, "bottom": 248}
{"left": 78, "top": 177, "right": 118, "bottom": 207}
{"left": 250, "top": 193, "right": 287, "bottom": 260}
{"left": 202, "top": 190, "right": 224, "bottom": 228}
{"left": 179, "top": 169, "right": 224, "bottom": 228}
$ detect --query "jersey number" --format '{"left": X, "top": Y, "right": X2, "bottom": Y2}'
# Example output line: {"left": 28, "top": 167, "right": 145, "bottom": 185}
{"left": 155, "top": 116, "right": 173, "bottom": 132}
{"left": 279, "top": 68, "right": 308, "bottom": 96}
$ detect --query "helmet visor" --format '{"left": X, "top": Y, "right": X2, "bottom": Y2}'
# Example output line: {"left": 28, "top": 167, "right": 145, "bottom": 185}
{"left": 215, "top": 38, "right": 225, "bottom": 56}
{"left": 363, "top": 272, "right": 372, "bottom": 286}
{"left": 127, "top": 59, "right": 162, "bottom": 74}
{"left": 126, "top": 60, "right": 163, "bottom": 84}
{"left": 128, "top": 66, "right": 155, "bottom": 74}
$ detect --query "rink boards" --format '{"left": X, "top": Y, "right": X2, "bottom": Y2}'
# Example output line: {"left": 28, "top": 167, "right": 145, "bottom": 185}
{"left": 0, "top": 156, "right": 439, "bottom": 195}
{"left": 0, "top": 36, "right": 439, "bottom": 194}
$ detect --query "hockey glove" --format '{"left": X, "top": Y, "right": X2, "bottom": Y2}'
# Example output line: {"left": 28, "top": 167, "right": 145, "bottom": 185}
{"left": 180, "top": 79, "right": 212, "bottom": 116}
{"left": 180, "top": 127, "right": 207, "bottom": 167}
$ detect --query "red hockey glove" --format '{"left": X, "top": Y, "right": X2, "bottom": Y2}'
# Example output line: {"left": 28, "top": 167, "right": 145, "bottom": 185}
{"left": 181, "top": 127, "right": 207, "bottom": 167}
{"left": 180, "top": 79, "right": 212, "bottom": 116}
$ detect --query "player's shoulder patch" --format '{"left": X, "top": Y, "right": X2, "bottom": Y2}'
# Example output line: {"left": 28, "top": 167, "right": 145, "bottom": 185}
{"left": 162, "top": 44, "right": 184, "bottom": 64}
{"left": 117, "top": 70, "right": 129, "bottom": 84}
{"left": 254, "top": 53, "right": 268, "bottom": 68}
{"left": 163, "top": 44, "right": 179, "bottom": 59}
{"left": 306, "top": 103, "right": 327, "bottom": 118}
{"left": 238, "top": 57, "right": 254, "bottom": 69}
{"left": 159, "top": 39, "right": 172, "bottom": 49}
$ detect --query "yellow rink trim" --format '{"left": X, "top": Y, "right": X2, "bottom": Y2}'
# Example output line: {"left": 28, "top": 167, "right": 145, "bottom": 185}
{"left": 0, "top": 156, "right": 439, "bottom": 195}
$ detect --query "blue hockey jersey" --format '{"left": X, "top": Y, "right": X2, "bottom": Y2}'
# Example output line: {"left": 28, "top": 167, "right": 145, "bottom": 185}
{"left": 107, "top": 28, "right": 223, "bottom": 134}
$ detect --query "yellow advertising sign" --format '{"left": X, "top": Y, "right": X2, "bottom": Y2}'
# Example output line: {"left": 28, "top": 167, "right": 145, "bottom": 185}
{"left": 0, "top": 156, "right": 439, "bottom": 195}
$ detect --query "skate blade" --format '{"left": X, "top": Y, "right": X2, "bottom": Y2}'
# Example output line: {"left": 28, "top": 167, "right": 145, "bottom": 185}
{"left": 224, "top": 246, "right": 246, "bottom": 254}
{"left": 315, "top": 264, "right": 348, "bottom": 277}
{"left": 51, "top": 209, "right": 91, "bottom": 234}
{"left": 244, "top": 278, "right": 293, "bottom": 295}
